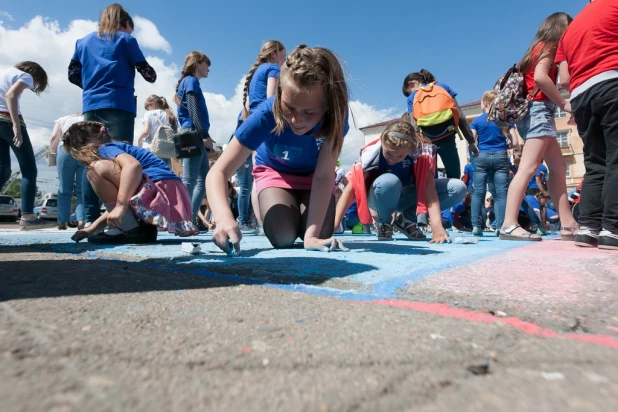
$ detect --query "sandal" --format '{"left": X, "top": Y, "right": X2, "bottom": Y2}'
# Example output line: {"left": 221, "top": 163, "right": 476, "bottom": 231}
{"left": 560, "top": 226, "right": 576, "bottom": 241}
{"left": 392, "top": 215, "right": 427, "bottom": 241}
{"left": 499, "top": 224, "right": 542, "bottom": 241}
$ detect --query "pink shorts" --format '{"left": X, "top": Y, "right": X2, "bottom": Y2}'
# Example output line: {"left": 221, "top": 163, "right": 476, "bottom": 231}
{"left": 253, "top": 165, "right": 336, "bottom": 196}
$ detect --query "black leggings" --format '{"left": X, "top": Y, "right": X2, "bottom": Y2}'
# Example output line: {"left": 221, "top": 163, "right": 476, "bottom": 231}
{"left": 258, "top": 187, "right": 336, "bottom": 249}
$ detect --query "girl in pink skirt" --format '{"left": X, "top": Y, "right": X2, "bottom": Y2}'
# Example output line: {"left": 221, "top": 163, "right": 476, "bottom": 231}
{"left": 63, "top": 121, "right": 198, "bottom": 244}
{"left": 206, "top": 45, "right": 349, "bottom": 255}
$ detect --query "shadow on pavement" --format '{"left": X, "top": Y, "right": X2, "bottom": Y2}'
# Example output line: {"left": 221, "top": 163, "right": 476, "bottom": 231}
{"left": 0, "top": 254, "right": 378, "bottom": 301}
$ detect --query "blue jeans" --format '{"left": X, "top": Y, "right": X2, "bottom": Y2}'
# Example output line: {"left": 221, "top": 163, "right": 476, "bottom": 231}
{"left": 57, "top": 148, "right": 85, "bottom": 224}
{"left": 0, "top": 121, "right": 37, "bottom": 214}
{"left": 367, "top": 173, "right": 467, "bottom": 223}
{"left": 181, "top": 129, "right": 210, "bottom": 221}
{"left": 235, "top": 155, "right": 253, "bottom": 224}
{"left": 471, "top": 151, "right": 510, "bottom": 228}
{"left": 82, "top": 109, "right": 135, "bottom": 222}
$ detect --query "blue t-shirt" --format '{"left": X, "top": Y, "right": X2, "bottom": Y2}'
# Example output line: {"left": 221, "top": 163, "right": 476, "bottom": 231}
{"left": 377, "top": 148, "right": 414, "bottom": 186}
{"left": 177, "top": 76, "right": 210, "bottom": 133}
{"left": 528, "top": 164, "right": 548, "bottom": 189}
{"left": 470, "top": 113, "right": 507, "bottom": 152}
{"left": 407, "top": 81, "right": 457, "bottom": 114}
{"left": 234, "top": 97, "right": 349, "bottom": 175}
{"left": 248, "top": 63, "right": 280, "bottom": 113}
{"left": 72, "top": 31, "right": 146, "bottom": 114}
{"left": 98, "top": 142, "right": 180, "bottom": 182}
{"left": 463, "top": 163, "right": 474, "bottom": 188}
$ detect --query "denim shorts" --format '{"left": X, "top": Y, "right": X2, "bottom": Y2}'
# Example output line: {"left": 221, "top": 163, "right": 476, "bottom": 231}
{"left": 516, "top": 101, "right": 557, "bottom": 140}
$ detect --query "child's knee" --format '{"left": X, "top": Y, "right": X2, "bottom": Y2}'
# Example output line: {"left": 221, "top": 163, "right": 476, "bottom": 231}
{"left": 373, "top": 173, "right": 402, "bottom": 194}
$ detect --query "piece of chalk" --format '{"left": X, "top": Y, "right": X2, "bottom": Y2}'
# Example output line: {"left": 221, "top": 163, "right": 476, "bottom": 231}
{"left": 181, "top": 242, "right": 202, "bottom": 255}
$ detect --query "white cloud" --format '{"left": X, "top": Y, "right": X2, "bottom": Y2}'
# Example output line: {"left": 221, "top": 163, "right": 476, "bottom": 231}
{"left": 1, "top": 15, "right": 392, "bottom": 193}
{"left": 132, "top": 16, "right": 172, "bottom": 54}
{"left": 0, "top": 11, "right": 14, "bottom": 21}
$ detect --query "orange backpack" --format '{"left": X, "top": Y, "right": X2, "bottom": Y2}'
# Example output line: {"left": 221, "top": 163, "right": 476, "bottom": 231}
{"left": 412, "top": 82, "right": 460, "bottom": 141}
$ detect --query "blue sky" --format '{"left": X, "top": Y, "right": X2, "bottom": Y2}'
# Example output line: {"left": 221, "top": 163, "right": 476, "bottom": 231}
{"left": 7, "top": 0, "right": 589, "bottom": 113}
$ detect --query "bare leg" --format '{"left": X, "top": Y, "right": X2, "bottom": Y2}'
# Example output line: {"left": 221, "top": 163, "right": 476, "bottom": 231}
{"left": 501, "top": 138, "right": 549, "bottom": 237}
{"left": 543, "top": 138, "right": 578, "bottom": 234}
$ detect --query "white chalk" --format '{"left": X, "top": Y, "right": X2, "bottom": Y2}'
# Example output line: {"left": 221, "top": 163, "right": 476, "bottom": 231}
{"left": 181, "top": 242, "right": 202, "bottom": 255}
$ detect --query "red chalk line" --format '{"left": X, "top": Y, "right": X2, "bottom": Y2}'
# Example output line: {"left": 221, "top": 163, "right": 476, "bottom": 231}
{"left": 372, "top": 299, "right": 618, "bottom": 349}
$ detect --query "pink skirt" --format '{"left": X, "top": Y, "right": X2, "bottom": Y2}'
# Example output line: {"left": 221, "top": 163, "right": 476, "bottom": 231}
{"left": 129, "top": 175, "right": 199, "bottom": 237}
{"left": 253, "top": 165, "right": 337, "bottom": 197}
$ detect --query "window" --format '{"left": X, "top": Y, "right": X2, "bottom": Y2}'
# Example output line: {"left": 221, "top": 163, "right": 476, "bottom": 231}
{"left": 555, "top": 108, "right": 568, "bottom": 119}
{"left": 45, "top": 199, "right": 58, "bottom": 207}
{"left": 565, "top": 162, "right": 571, "bottom": 178}
{"left": 557, "top": 130, "right": 569, "bottom": 147}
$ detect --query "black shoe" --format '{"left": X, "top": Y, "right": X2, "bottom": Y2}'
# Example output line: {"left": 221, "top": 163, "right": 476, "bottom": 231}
{"left": 598, "top": 230, "right": 618, "bottom": 250}
{"left": 88, "top": 226, "right": 151, "bottom": 244}
{"left": 141, "top": 223, "right": 158, "bottom": 243}
{"left": 574, "top": 229, "right": 600, "bottom": 248}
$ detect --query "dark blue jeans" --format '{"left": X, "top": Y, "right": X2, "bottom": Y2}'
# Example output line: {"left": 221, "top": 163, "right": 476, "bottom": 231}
{"left": 235, "top": 155, "right": 253, "bottom": 224}
{"left": 82, "top": 109, "right": 135, "bottom": 222}
{"left": 0, "top": 121, "right": 37, "bottom": 214}
{"left": 471, "top": 151, "right": 510, "bottom": 229}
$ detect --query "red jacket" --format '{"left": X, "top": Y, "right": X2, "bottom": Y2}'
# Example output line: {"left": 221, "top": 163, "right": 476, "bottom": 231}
{"left": 348, "top": 139, "right": 436, "bottom": 225}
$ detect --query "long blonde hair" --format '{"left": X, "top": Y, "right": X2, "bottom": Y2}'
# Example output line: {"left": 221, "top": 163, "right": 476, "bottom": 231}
{"left": 97, "top": 3, "right": 133, "bottom": 39}
{"left": 62, "top": 121, "right": 113, "bottom": 168}
{"left": 241, "top": 40, "right": 285, "bottom": 120}
{"left": 173, "top": 51, "right": 211, "bottom": 105}
{"left": 519, "top": 12, "right": 572, "bottom": 74}
{"left": 272, "top": 45, "right": 349, "bottom": 154}
{"left": 144, "top": 95, "right": 178, "bottom": 132}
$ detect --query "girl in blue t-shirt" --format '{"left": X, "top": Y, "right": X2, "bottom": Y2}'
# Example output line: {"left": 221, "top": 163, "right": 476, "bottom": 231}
{"left": 236, "top": 41, "right": 286, "bottom": 234}
{"left": 174, "top": 51, "right": 214, "bottom": 224}
{"left": 402, "top": 69, "right": 477, "bottom": 179}
{"left": 469, "top": 91, "right": 511, "bottom": 236}
{"left": 68, "top": 3, "right": 157, "bottom": 226}
{"left": 207, "top": 45, "right": 349, "bottom": 255}
{"left": 64, "top": 121, "right": 198, "bottom": 244}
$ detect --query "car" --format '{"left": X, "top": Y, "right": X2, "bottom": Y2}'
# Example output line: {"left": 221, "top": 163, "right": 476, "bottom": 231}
{"left": 0, "top": 195, "right": 20, "bottom": 222}
{"left": 33, "top": 198, "right": 59, "bottom": 220}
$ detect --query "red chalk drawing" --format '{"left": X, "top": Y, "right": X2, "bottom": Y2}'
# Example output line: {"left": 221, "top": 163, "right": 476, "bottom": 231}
{"left": 372, "top": 299, "right": 618, "bottom": 349}
{"left": 237, "top": 347, "right": 253, "bottom": 355}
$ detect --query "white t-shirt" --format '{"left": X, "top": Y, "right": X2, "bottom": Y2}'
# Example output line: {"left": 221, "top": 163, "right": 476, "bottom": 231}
{"left": 142, "top": 109, "right": 170, "bottom": 145}
{"left": 0, "top": 67, "right": 35, "bottom": 115}
{"left": 55, "top": 114, "right": 84, "bottom": 148}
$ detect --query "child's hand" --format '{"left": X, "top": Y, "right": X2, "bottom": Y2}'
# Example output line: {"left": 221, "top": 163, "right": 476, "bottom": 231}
{"left": 304, "top": 237, "right": 350, "bottom": 252}
{"left": 469, "top": 143, "right": 480, "bottom": 157}
{"left": 71, "top": 229, "right": 91, "bottom": 243}
{"left": 107, "top": 205, "right": 128, "bottom": 228}
{"left": 429, "top": 230, "right": 451, "bottom": 244}
{"left": 212, "top": 219, "right": 241, "bottom": 256}
{"left": 12, "top": 125, "right": 23, "bottom": 148}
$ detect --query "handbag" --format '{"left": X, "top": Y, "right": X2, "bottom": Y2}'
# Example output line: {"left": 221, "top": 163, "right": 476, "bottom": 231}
{"left": 150, "top": 115, "right": 177, "bottom": 159}
{"left": 174, "top": 82, "right": 203, "bottom": 158}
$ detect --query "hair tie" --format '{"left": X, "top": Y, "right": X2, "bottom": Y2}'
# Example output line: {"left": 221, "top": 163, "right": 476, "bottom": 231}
{"left": 100, "top": 125, "right": 108, "bottom": 133}
{"left": 387, "top": 131, "right": 414, "bottom": 144}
